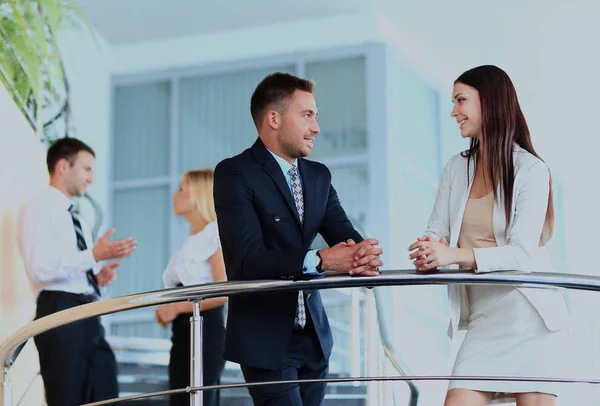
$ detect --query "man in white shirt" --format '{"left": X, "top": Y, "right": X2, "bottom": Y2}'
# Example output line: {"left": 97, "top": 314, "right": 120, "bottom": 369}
{"left": 18, "top": 137, "right": 137, "bottom": 406}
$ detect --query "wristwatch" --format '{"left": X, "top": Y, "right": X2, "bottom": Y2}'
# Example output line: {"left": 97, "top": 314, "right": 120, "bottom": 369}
{"left": 316, "top": 251, "right": 324, "bottom": 274}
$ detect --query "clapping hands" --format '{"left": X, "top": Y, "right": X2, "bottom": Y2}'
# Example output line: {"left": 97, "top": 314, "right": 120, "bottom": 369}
{"left": 96, "top": 262, "right": 120, "bottom": 286}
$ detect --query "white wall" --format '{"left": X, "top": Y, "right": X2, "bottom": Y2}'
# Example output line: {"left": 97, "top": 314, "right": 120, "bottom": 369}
{"left": 0, "top": 79, "right": 47, "bottom": 406}
{"left": 528, "top": 2, "right": 600, "bottom": 277}
{"left": 58, "top": 27, "right": 113, "bottom": 228}
{"left": 533, "top": 4, "right": 600, "bottom": 402}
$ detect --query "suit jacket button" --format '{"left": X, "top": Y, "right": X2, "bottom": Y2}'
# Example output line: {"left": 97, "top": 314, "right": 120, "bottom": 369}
{"left": 274, "top": 216, "right": 281, "bottom": 223}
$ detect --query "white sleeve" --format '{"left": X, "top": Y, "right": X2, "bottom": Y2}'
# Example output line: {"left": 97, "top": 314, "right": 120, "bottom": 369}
{"left": 92, "top": 263, "right": 103, "bottom": 275}
{"left": 162, "top": 256, "right": 179, "bottom": 288}
{"left": 473, "top": 161, "right": 550, "bottom": 273}
{"left": 175, "top": 223, "right": 220, "bottom": 286}
{"left": 18, "top": 206, "right": 97, "bottom": 284}
{"left": 424, "top": 159, "right": 453, "bottom": 242}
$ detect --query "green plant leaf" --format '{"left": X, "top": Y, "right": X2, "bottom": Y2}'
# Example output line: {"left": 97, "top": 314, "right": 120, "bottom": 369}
{"left": 0, "top": 0, "right": 93, "bottom": 141}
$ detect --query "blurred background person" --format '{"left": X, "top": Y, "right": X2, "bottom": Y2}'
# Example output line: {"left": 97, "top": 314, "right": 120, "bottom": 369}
{"left": 18, "top": 137, "right": 137, "bottom": 406}
{"left": 155, "top": 168, "right": 227, "bottom": 406}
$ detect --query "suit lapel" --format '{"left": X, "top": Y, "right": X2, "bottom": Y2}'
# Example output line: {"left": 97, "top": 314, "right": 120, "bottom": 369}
{"left": 264, "top": 159, "right": 302, "bottom": 225}
{"left": 251, "top": 138, "right": 302, "bottom": 228}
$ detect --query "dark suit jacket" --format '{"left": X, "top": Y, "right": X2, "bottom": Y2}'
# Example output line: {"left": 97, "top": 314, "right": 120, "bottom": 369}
{"left": 213, "top": 138, "right": 363, "bottom": 370}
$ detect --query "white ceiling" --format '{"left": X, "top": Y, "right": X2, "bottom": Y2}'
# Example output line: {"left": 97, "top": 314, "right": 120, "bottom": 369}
{"left": 75, "top": 0, "right": 549, "bottom": 75}
{"left": 76, "top": 0, "right": 376, "bottom": 44}
{"left": 75, "top": 0, "right": 591, "bottom": 99}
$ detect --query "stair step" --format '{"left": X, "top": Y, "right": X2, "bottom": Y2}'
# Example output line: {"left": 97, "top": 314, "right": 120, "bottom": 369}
{"left": 114, "top": 343, "right": 366, "bottom": 406}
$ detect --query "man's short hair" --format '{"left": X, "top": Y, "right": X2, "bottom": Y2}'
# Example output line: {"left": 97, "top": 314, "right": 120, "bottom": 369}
{"left": 250, "top": 72, "right": 315, "bottom": 129}
{"left": 46, "top": 137, "right": 95, "bottom": 174}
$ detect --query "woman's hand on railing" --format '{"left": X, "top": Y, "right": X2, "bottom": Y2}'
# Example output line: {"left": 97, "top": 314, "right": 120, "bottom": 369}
{"left": 409, "top": 235, "right": 477, "bottom": 271}
{"left": 408, "top": 236, "right": 449, "bottom": 272}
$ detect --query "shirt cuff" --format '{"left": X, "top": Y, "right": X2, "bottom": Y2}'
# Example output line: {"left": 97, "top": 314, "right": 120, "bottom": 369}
{"left": 83, "top": 249, "right": 100, "bottom": 274}
{"left": 303, "top": 249, "right": 321, "bottom": 276}
{"left": 92, "top": 262, "right": 103, "bottom": 275}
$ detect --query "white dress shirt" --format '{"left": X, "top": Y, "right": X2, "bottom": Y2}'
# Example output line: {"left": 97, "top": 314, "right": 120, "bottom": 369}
{"left": 266, "top": 149, "right": 320, "bottom": 275}
{"left": 424, "top": 145, "right": 570, "bottom": 338}
{"left": 162, "top": 221, "right": 221, "bottom": 288}
{"left": 18, "top": 185, "right": 100, "bottom": 297}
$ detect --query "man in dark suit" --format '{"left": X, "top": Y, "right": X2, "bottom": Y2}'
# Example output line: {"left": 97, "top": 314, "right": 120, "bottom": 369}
{"left": 214, "top": 72, "right": 383, "bottom": 405}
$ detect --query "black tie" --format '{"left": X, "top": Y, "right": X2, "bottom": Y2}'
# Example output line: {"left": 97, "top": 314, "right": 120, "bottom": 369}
{"left": 68, "top": 205, "right": 101, "bottom": 296}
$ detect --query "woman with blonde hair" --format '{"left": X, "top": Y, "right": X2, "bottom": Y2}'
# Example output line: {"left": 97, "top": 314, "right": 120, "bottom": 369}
{"left": 156, "top": 168, "right": 227, "bottom": 406}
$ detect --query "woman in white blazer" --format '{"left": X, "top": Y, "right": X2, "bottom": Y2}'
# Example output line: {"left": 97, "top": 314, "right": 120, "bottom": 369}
{"left": 408, "top": 65, "right": 571, "bottom": 406}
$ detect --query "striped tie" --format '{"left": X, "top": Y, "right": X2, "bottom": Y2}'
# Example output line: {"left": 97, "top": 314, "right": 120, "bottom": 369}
{"left": 68, "top": 205, "right": 101, "bottom": 296}
{"left": 289, "top": 164, "right": 306, "bottom": 329}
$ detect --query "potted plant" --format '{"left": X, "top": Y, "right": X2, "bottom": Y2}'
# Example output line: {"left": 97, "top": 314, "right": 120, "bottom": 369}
{"left": 0, "top": 0, "right": 102, "bottom": 236}
{"left": 0, "top": 0, "right": 92, "bottom": 144}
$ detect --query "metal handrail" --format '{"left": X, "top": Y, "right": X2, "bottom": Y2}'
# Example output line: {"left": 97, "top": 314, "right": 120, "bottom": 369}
{"left": 5, "top": 269, "right": 598, "bottom": 369}
{"left": 82, "top": 374, "right": 600, "bottom": 406}
{"left": 2, "top": 269, "right": 599, "bottom": 405}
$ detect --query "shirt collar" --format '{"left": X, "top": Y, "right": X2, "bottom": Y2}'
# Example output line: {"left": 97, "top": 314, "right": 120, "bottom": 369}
{"left": 266, "top": 148, "right": 298, "bottom": 175}
{"left": 46, "top": 185, "right": 75, "bottom": 212}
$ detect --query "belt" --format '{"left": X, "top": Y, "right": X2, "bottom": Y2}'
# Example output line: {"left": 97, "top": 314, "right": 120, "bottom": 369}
{"left": 39, "top": 290, "right": 99, "bottom": 304}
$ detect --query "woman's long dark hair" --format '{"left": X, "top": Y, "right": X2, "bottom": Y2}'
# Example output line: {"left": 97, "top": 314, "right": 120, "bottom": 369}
{"left": 456, "top": 65, "right": 554, "bottom": 242}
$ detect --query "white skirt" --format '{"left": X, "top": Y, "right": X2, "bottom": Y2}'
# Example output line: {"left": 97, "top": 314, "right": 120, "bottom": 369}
{"left": 448, "top": 285, "right": 570, "bottom": 403}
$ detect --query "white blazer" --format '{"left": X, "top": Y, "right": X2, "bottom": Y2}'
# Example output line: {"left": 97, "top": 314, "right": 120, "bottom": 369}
{"left": 424, "top": 145, "right": 571, "bottom": 338}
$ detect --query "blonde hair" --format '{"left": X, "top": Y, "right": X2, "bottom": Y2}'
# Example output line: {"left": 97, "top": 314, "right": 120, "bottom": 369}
{"left": 185, "top": 168, "right": 216, "bottom": 224}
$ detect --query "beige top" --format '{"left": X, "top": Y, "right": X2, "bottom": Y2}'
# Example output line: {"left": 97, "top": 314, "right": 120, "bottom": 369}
{"left": 458, "top": 192, "right": 497, "bottom": 250}
{"left": 458, "top": 192, "right": 501, "bottom": 314}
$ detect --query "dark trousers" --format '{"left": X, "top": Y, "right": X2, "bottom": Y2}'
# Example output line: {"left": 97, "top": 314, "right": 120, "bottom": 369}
{"left": 169, "top": 305, "right": 226, "bottom": 406}
{"left": 34, "top": 290, "right": 119, "bottom": 406}
{"left": 241, "top": 319, "right": 328, "bottom": 406}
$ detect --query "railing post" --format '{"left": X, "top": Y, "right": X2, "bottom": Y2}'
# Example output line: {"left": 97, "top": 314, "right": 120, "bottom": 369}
{"left": 190, "top": 300, "right": 203, "bottom": 406}
{"left": 350, "top": 288, "right": 361, "bottom": 380}
{"left": 365, "top": 289, "right": 380, "bottom": 406}
{"left": 3, "top": 367, "right": 11, "bottom": 406}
